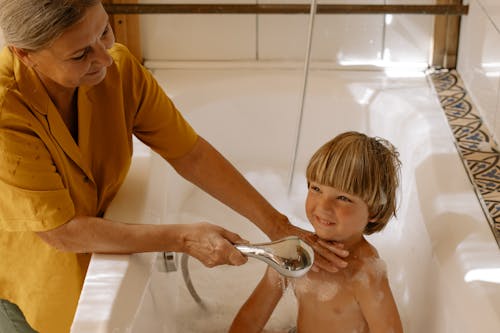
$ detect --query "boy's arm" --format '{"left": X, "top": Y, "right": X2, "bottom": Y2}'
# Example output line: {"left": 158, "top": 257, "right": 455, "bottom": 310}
{"left": 229, "top": 267, "right": 286, "bottom": 333}
{"left": 354, "top": 264, "right": 404, "bottom": 333}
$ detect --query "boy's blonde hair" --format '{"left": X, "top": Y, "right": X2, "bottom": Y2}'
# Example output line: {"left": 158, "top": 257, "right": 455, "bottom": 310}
{"left": 306, "top": 131, "right": 401, "bottom": 235}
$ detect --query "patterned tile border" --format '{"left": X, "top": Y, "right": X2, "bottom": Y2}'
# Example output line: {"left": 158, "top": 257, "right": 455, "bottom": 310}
{"left": 429, "top": 69, "right": 500, "bottom": 248}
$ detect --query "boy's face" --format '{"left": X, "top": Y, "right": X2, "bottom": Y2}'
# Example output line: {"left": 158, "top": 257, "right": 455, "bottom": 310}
{"left": 305, "top": 182, "right": 374, "bottom": 245}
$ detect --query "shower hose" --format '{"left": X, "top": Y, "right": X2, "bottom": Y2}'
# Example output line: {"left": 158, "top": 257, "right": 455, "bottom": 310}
{"left": 180, "top": 253, "right": 207, "bottom": 309}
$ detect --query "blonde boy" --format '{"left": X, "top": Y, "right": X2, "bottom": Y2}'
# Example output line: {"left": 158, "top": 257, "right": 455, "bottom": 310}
{"left": 229, "top": 131, "right": 404, "bottom": 333}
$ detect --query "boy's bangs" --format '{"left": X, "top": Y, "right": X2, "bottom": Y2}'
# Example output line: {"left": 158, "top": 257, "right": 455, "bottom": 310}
{"left": 307, "top": 141, "right": 377, "bottom": 204}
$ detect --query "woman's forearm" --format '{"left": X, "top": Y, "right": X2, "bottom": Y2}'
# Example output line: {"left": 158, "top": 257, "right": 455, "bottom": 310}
{"left": 168, "top": 136, "right": 290, "bottom": 240}
{"left": 36, "top": 216, "right": 184, "bottom": 254}
{"left": 35, "top": 216, "right": 248, "bottom": 267}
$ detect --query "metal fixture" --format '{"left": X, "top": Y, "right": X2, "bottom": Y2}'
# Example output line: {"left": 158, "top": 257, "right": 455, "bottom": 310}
{"left": 156, "top": 252, "right": 178, "bottom": 273}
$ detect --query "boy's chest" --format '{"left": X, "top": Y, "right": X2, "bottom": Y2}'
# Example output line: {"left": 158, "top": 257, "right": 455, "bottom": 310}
{"left": 291, "top": 272, "right": 355, "bottom": 304}
{"left": 290, "top": 273, "right": 367, "bottom": 332}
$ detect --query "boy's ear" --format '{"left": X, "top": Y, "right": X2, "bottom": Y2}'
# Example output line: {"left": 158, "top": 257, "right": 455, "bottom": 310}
{"left": 10, "top": 46, "right": 36, "bottom": 68}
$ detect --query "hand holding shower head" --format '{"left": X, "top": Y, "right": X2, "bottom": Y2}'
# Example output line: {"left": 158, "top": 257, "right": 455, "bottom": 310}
{"left": 179, "top": 236, "right": 314, "bottom": 309}
{"left": 235, "top": 236, "right": 314, "bottom": 278}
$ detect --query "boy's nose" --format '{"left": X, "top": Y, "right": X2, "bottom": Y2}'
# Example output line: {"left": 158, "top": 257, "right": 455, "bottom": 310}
{"left": 317, "top": 196, "right": 336, "bottom": 213}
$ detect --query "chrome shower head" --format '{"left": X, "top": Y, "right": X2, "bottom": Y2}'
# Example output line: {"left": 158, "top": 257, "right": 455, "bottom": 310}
{"left": 235, "top": 236, "right": 314, "bottom": 278}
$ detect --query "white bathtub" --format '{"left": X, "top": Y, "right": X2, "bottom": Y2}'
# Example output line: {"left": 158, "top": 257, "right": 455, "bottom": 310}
{"left": 72, "top": 67, "right": 500, "bottom": 333}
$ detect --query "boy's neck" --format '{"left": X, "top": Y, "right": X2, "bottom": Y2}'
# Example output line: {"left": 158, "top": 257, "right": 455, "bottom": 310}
{"left": 326, "top": 234, "right": 366, "bottom": 252}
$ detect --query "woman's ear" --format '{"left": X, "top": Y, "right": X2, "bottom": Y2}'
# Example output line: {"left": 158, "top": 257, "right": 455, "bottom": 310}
{"left": 10, "top": 46, "right": 36, "bottom": 68}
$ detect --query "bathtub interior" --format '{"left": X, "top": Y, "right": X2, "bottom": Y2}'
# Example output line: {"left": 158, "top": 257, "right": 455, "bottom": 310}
{"left": 74, "top": 69, "right": 500, "bottom": 333}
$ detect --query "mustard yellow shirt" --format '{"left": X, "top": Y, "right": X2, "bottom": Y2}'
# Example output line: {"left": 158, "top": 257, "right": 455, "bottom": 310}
{"left": 0, "top": 43, "right": 197, "bottom": 333}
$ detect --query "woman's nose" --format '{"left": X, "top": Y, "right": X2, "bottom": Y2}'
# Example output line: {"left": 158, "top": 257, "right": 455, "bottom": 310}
{"left": 92, "top": 41, "right": 113, "bottom": 67}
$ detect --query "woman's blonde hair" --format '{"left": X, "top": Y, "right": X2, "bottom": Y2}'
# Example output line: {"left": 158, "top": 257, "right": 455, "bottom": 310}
{"left": 306, "top": 131, "right": 401, "bottom": 235}
{"left": 0, "top": 0, "right": 100, "bottom": 51}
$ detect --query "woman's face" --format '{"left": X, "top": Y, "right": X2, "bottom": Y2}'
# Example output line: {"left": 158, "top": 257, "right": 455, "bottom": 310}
{"left": 20, "top": 3, "right": 115, "bottom": 89}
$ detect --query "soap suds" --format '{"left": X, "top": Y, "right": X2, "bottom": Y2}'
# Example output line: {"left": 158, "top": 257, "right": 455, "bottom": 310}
{"left": 291, "top": 275, "right": 340, "bottom": 302}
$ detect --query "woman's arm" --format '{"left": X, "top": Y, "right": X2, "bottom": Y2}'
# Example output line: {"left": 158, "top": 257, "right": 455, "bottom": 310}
{"left": 168, "top": 136, "right": 349, "bottom": 271}
{"left": 36, "top": 217, "right": 248, "bottom": 267}
{"left": 229, "top": 267, "right": 285, "bottom": 333}
{"left": 35, "top": 135, "right": 346, "bottom": 270}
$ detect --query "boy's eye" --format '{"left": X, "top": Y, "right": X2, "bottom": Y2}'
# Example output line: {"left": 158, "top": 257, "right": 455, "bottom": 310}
{"left": 337, "top": 195, "right": 351, "bottom": 202}
{"left": 309, "top": 185, "right": 321, "bottom": 192}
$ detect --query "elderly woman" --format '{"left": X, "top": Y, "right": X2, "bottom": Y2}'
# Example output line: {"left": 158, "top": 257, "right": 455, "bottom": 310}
{"left": 0, "top": 1, "right": 348, "bottom": 332}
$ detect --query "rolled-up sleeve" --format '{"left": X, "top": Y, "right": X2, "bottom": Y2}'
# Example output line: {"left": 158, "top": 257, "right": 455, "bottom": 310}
{"left": 110, "top": 44, "right": 198, "bottom": 160}
{"left": 0, "top": 128, "right": 75, "bottom": 232}
{"left": 133, "top": 74, "right": 198, "bottom": 159}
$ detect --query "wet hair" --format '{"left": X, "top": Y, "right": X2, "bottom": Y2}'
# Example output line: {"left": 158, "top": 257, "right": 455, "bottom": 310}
{"left": 306, "top": 131, "right": 401, "bottom": 234}
{"left": 0, "top": 0, "right": 101, "bottom": 51}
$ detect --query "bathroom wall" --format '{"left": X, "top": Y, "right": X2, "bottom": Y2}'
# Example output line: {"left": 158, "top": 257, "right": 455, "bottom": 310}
{"left": 457, "top": 0, "right": 500, "bottom": 144}
{"left": 139, "top": 0, "right": 434, "bottom": 65}
{"left": 0, "top": 1, "right": 435, "bottom": 65}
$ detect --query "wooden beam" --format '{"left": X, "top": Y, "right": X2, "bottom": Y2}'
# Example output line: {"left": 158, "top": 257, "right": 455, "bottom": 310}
{"left": 103, "top": 0, "right": 143, "bottom": 63}
{"left": 103, "top": 3, "right": 469, "bottom": 15}
{"left": 432, "top": 0, "right": 462, "bottom": 68}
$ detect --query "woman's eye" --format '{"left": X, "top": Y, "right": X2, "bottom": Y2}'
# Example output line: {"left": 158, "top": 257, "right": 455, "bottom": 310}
{"left": 72, "top": 54, "right": 86, "bottom": 61}
{"left": 72, "top": 49, "right": 89, "bottom": 61}
{"left": 102, "top": 23, "right": 113, "bottom": 39}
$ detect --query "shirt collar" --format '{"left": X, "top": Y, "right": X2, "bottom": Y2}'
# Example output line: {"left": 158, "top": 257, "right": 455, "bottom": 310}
{"left": 7, "top": 47, "right": 52, "bottom": 116}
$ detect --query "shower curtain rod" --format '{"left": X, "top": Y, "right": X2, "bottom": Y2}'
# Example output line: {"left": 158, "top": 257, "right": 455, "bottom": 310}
{"left": 103, "top": 4, "right": 468, "bottom": 15}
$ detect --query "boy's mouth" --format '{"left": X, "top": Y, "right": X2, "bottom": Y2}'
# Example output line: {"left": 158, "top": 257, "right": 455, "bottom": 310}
{"left": 316, "top": 216, "right": 336, "bottom": 226}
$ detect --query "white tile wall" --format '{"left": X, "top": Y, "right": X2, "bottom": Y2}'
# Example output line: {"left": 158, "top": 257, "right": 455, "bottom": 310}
{"left": 497, "top": 82, "right": 500, "bottom": 142}
{"left": 458, "top": 0, "right": 500, "bottom": 143}
{"left": 139, "top": 0, "right": 436, "bottom": 66}
{"left": 384, "top": 0, "right": 434, "bottom": 64}
{"left": 140, "top": 14, "right": 256, "bottom": 61}
{"left": 477, "top": 0, "right": 500, "bottom": 29}
{"left": 258, "top": 13, "right": 384, "bottom": 62}
{"left": 257, "top": 0, "right": 384, "bottom": 62}
{"left": 139, "top": 0, "right": 257, "bottom": 61}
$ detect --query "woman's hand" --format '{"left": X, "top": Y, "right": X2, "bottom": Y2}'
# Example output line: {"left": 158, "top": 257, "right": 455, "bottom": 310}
{"left": 279, "top": 223, "right": 349, "bottom": 273}
{"left": 179, "top": 222, "right": 249, "bottom": 267}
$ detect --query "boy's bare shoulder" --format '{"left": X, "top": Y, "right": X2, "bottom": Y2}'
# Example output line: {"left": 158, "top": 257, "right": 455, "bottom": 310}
{"left": 345, "top": 240, "right": 388, "bottom": 289}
